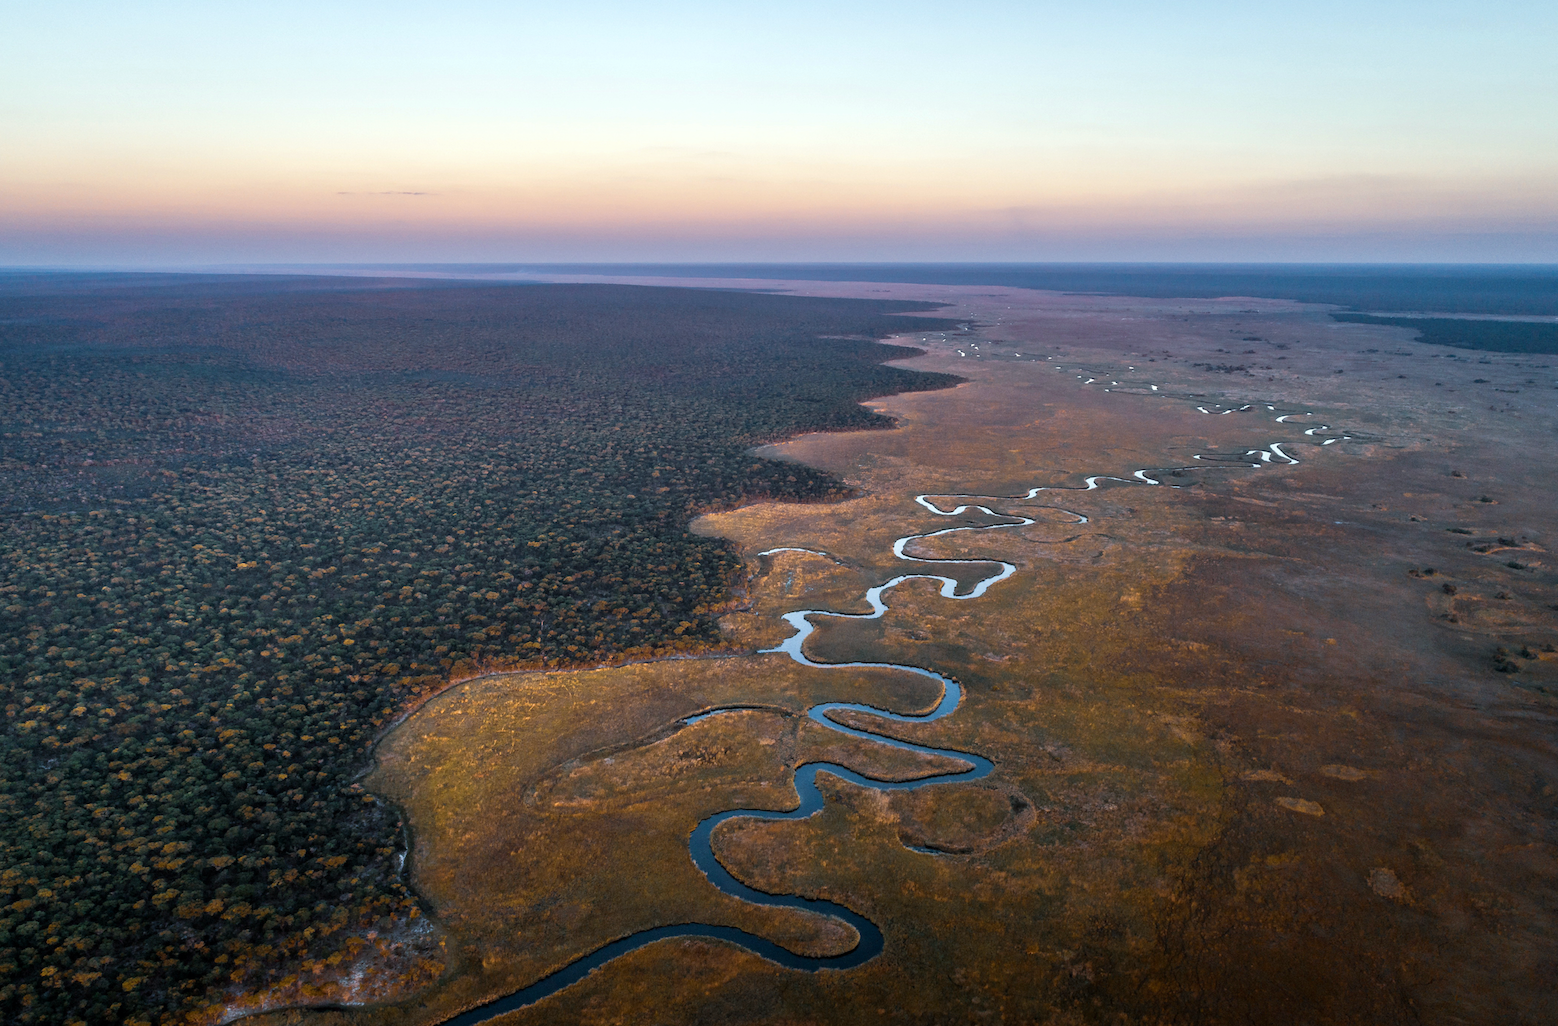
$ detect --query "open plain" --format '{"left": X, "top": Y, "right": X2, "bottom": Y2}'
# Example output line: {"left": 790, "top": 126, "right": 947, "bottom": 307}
{"left": 262, "top": 283, "right": 1557, "bottom": 1026}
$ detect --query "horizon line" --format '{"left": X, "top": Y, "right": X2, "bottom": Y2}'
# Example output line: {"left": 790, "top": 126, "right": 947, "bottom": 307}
{"left": 7, "top": 259, "right": 1558, "bottom": 273}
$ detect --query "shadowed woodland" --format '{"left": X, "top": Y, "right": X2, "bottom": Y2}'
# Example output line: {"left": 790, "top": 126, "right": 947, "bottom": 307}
{"left": 0, "top": 276, "right": 957, "bottom": 1025}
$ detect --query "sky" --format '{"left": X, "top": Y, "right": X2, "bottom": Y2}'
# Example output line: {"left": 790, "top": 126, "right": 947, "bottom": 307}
{"left": 3, "top": 0, "right": 1556, "bottom": 266}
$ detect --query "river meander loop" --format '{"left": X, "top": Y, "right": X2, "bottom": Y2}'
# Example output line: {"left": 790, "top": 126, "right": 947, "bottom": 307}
{"left": 442, "top": 426, "right": 1336, "bottom": 1025}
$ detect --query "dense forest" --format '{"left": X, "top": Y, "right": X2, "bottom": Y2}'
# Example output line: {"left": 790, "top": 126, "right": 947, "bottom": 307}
{"left": 1330, "top": 313, "right": 1558, "bottom": 354}
{"left": 0, "top": 276, "right": 958, "bottom": 1025}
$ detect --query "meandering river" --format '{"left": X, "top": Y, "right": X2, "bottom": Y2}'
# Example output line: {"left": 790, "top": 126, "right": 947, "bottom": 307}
{"left": 440, "top": 418, "right": 1340, "bottom": 1024}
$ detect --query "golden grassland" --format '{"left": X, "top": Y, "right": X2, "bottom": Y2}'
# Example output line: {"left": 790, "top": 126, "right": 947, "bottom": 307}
{"left": 255, "top": 289, "right": 1558, "bottom": 1026}
{"left": 350, "top": 556, "right": 1226, "bottom": 1026}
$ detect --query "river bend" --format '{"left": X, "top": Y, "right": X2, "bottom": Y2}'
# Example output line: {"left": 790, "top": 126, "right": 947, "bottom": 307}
{"left": 441, "top": 421, "right": 1341, "bottom": 1024}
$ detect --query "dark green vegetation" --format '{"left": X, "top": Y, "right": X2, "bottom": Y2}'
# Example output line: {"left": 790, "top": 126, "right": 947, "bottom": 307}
{"left": 0, "top": 276, "right": 957, "bottom": 1025}
{"left": 1330, "top": 312, "right": 1558, "bottom": 354}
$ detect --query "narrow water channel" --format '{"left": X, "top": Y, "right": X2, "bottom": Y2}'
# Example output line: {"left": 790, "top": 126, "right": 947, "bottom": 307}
{"left": 436, "top": 420, "right": 1335, "bottom": 1024}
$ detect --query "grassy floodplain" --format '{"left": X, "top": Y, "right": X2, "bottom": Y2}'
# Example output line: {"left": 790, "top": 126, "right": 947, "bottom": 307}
{"left": 0, "top": 275, "right": 957, "bottom": 1026}
{"left": 326, "top": 280, "right": 1557, "bottom": 1026}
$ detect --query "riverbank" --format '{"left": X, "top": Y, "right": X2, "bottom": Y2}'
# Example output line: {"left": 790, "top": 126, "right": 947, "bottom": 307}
{"left": 255, "top": 282, "right": 1556, "bottom": 1026}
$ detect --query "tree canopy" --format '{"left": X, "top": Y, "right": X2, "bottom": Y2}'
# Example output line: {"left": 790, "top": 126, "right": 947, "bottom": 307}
{"left": 0, "top": 278, "right": 958, "bottom": 1025}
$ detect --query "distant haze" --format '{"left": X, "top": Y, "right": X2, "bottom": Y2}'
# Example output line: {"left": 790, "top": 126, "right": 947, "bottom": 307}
{"left": 4, "top": 1, "right": 1556, "bottom": 266}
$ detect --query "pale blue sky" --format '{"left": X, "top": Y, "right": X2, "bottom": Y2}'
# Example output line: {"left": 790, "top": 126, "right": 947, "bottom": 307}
{"left": 4, "top": 1, "right": 1556, "bottom": 264}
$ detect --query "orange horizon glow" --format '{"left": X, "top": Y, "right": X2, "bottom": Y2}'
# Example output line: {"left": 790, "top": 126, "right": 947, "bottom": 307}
{"left": 5, "top": 1, "right": 1556, "bottom": 264}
